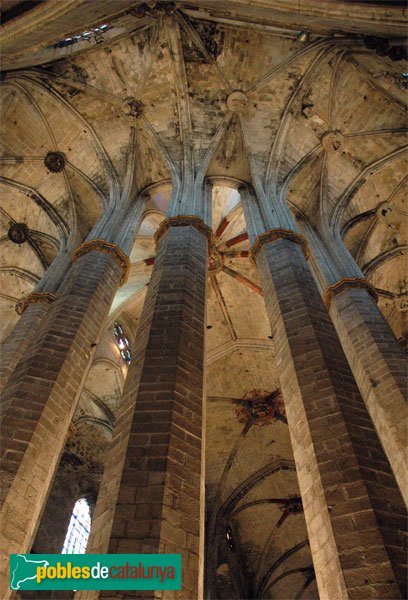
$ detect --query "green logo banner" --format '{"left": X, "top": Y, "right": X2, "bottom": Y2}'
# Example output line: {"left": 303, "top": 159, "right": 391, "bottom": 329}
{"left": 10, "top": 554, "right": 182, "bottom": 591}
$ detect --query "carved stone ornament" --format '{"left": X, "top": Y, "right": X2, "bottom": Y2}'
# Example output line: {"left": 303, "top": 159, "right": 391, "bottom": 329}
{"left": 226, "top": 90, "right": 248, "bottom": 113}
{"left": 72, "top": 240, "right": 130, "bottom": 286}
{"left": 131, "top": 1, "right": 179, "bottom": 18}
{"left": 8, "top": 223, "right": 29, "bottom": 244}
{"left": 154, "top": 215, "right": 214, "bottom": 249}
{"left": 208, "top": 245, "right": 224, "bottom": 275}
{"left": 15, "top": 291, "right": 57, "bottom": 315}
{"left": 122, "top": 97, "right": 144, "bottom": 118}
{"left": 321, "top": 130, "right": 343, "bottom": 153}
{"left": 235, "top": 388, "right": 286, "bottom": 427}
{"left": 277, "top": 495, "right": 303, "bottom": 515}
{"left": 66, "top": 422, "right": 77, "bottom": 439}
{"left": 394, "top": 294, "right": 408, "bottom": 314}
{"left": 323, "top": 277, "right": 378, "bottom": 309}
{"left": 44, "top": 151, "right": 66, "bottom": 173}
{"left": 251, "top": 228, "right": 310, "bottom": 260}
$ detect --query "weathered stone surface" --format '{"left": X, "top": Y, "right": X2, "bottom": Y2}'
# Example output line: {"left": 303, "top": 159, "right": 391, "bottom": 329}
{"left": 0, "top": 3, "right": 406, "bottom": 599}
{"left": 0, "top": 251, "right": 122, "bottom": 597}
{"left": 0, "top": 303, "right": 48, "bottom": 395}
{"left": 328, "top": 286, "right": 408, "bottom": 506}
{"left": 256, "top": 237, "right": 406, "bottom": 600}
{"left": 76, "top": 224, "right": 207, "bottom": 600}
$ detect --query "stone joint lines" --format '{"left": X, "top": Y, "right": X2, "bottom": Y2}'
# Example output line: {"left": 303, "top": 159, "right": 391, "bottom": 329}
{"left": 15, "top": 291, "right": 57, "bottom": 315}
{"left": 72, "top": 240, "right": 130, "bottom": 286}
{"left": 323, "top": 277, "right": 378, "bottom": 309}
{"left": 154, "top": 215, "right": 214, "bottom": 249}
{"left": 251, "top": 228, "right": 310, "bottom": 260}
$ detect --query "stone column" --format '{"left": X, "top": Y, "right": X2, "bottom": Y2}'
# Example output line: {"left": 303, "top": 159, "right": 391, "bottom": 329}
{"left": 324, "top": 279, "right": 408, "bottom": 505}
{"left": 0, "top": 241, "right": 130, "bottom": 598}
{"left": 300, "top": 222, "right": 408, "bottom": 506}
{"left": 240, "top": 186, "right": 407, "bottom": 600}
{"left": 0, "top": 300, "right": 51, "bottom": 397}
{"left": 0, "top": 249, "right": 72, "bottom": 393}
{"left": 76, "top": 216, "right": 209, "bottom": 600}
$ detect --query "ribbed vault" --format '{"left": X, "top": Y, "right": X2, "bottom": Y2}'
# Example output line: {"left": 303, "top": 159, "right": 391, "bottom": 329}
{"left": 1, "top": 2, "right": 406, "bottom": 597}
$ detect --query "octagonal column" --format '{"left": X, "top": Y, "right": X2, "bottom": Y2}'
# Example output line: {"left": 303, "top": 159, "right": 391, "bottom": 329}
{"left": 324, "top": 279, "right": 408, "bottom": 505}
{"left": 0, "top": 249, "right": 72, "bottom": 394}
{"left": 76, "top": 216, "right": 209, "bottom": 600}
{"left": 0, "top": 240, "right": 130, "bottom": 598}
{"left": 300, "top": 223, "right": 408, "bottom": 505}
{"left": 0, "top": 300, "right": 51, "bottom": 396}
{"left": 240, "top": 187, "right": 406, "bottom": 600}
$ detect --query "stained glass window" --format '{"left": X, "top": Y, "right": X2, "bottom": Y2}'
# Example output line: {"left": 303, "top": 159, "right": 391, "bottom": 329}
{"left": 54, "top": 24, "right": 110, "bottom": 48}
{"left": 61, "top": 498, "right": 91, "bottom": 554}
{"left": 114, "top": 322, "right": 132, "bottom": 364}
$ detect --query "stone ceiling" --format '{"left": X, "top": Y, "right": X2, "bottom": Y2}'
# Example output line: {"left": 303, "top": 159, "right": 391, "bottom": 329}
{"left": 1, "top": 1, "right": 406, "bottom": 597}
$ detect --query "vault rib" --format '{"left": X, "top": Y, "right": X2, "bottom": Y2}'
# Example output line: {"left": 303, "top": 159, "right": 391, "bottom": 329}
{"left": 266, "top": 45, "right": 335, "bottom": 188}
{"left": 245, "top": 37, "right": 332, "bottom": 94}
{"left": 10, "top": 75, "right": 120, "bottom": 204}
{"left": 330, "top": 145, "right": 408, "bottom": 229}
{"left": 0, "top": 176, "right": 69, "bottom": 242}
{"left": 328, "top": 49, "right": 347, "bottom": 130}
{"left": 344, "top": 128, "right": 408, "bottom": 139}
{"left": 362, "top": 245, "right": 408, "bottom": 277}
{"left": 134, "top": 21, "right": 160, "bottom": 99}
{"left": 3, "top": 81, "right": 77, "bottom": 231}
{"left": 176, "top": 11, "right": 232, "bottom": 92}
{"left": 210, "top": 273, "right": 237, "bottom": 341}
{"left": 221, "top": 265, "right": 264, "bottom": 297}
{"left": 0, "top": 156, "right": 107, "bottom": 212}
{"left": 347, "top": 54, "right": 407, "bottom": 111}
{"left": 257, "top": 540, "right": 310, "bottom": 598}
{"left": 165, "top": 16, "right": 195, "bottom": 207}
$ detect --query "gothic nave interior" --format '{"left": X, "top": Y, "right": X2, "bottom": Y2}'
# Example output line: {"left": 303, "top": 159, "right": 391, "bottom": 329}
{"left": 0, "top": 1, "right": 407, "bottom": 599}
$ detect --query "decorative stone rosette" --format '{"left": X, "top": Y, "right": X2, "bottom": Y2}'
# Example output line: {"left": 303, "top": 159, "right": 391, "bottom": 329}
{"left": 235, "top": 388, "right": 286, "bottom": 427}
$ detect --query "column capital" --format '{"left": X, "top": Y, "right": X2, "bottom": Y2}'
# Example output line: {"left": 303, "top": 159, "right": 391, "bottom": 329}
{"left": 72, "top": 240, "right": 130, "bottom": 286}
{"left": 323, "top": 276, "right": 378, "bottom": 309}
{"left": 154, "top": 215, "right": 214, "bottom": 248}
{"left": 251, "top": 228, "right": 310, "bottom": 260}
{"left": 15, "top": 291, "right": 57, "bottom": 316}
